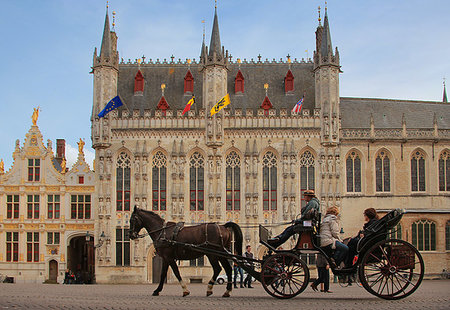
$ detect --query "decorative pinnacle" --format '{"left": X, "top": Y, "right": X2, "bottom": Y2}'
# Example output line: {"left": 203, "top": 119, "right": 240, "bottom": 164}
{"left": 444, "top": 77, "right": 446, "bottom": 87}
{"left": 202, "top": 19, "right": 206, "bottom": 39}
{"left": 215, "top": 0, "right": 217, "bottom": 9}
{"left": 106, "top": 1, "right": 109, "bottom": 9}
{"left": 264, "top": 83, "right": 269, "bottom": 96}
{"left": 325, "top": 1, "right": 327, "bottom": 13}
{"left": 161, "top": 83, "right": 166, "bottom": 96}
{"left": 318, "top": 6, "right": 321, "bottom": 23}
{"left": 287, "top": 54, "right": 291, "bottom": 63}
{"left": 112, "top": 11, "right": 116, "bottom": 28}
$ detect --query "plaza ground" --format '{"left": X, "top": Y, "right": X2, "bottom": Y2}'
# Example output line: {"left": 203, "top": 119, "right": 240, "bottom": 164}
{"left": 0, "top": 280, "right": 449, "bottom": 309}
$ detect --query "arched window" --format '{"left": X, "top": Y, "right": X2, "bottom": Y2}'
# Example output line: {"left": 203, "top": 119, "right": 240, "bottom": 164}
{"left": 389, "top": 223, "right": 402, "bottom": 240}
{"left": 411, "top": 150, "right": 426, "bottom": 192}
{"left": 184, "top": 70, "right": 194, "bottom": 93}
{"left": 300, "top": 150, "right": 315, "bottom": 208}
{"left": 346, "top": 151, "right": 361, "bottom": 192}
{"left": 284, "top": 70, "right": 294, "bottom": 93}
{"left": 438, "top": 150, "right": 449, "bottom": 191}
{"left": 152, "top": 151, "right": 167, "bottom": 211}
{"left": 226, "top": 151, "right": 241, "bottom": 211}
{"left": 446, "top": 221, "right": 450, "bottom": 251}
{"left": 375, "top": 150, "right": 390, "bottom": 192}
{"left": 116, "top": 152, "right": 131, "bottom": 211}
{"left": 262, "top": 151, "right": 277, "bottom": 211}
{"left": 235, "top": 70, "right": 244, "bottom": 93}
{"left": 189, "top": 152, "right": 204, "bottom": 211}
{"left": 412, "top": 219, "right": 436, "bottom": 251}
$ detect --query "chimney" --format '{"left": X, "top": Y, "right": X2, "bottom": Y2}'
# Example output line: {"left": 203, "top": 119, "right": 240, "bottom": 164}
{"left": 56, "top": 139, "right": 66, "bottom": 161}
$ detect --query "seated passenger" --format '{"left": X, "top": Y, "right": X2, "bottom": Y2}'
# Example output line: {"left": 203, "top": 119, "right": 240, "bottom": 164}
{"left": 267, "top": 190, "right": 319, "bottom": 248}
{"left": 344, "top": 208, "right": 379, "bottom": 268}
{"left": 320, "top": 206, "right": 348, "bottom": 269}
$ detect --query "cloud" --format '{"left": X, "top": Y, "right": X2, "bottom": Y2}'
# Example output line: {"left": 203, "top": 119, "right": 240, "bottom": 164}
{"left": 65, "top": 143, "right": 95, "bottom": 170}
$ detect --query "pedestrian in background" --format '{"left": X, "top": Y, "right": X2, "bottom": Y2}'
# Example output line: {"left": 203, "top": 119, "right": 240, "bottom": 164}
{"left": 233, "top": 262, "right": 244, "bottom": 288}
{"left": 311, "top": 254, "right": 331, "bottom": 293}
{"left": 243, "top": 245, "right": 254, "bottom": 288}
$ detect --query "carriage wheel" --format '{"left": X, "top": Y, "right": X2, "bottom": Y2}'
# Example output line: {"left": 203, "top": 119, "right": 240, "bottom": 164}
{"left": 359, "top": 239, "right": 424, "bottom": 300}
{"left": 261, "top": 253, "right": 309, "bottom": 299}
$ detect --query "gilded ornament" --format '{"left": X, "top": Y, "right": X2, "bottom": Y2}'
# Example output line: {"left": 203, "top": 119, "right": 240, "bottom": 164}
{"left": 78, "top": 138, "right": 85, "bottom": 154}
{"left": 0, "top": 159, "right": 4, "bottom": 173}
{"left": 31, "top": 107, "right": 40, "bottom": 126}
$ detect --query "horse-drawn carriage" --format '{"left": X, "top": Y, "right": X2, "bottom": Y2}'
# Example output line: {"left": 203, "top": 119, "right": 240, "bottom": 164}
{"left": 130, "top": 207, "right": 424, "bottom": 300}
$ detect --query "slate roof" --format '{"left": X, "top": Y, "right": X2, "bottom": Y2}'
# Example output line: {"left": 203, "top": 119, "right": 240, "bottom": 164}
{"left": 117, "top": 62, "right": 315, "bottom": 116}
{"left": 340, "top": 97, "right": 450, "bottom": 129}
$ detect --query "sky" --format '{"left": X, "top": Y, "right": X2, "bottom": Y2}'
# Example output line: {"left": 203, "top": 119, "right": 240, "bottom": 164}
{"left": 0, "top": 0, "right": 449, "bottom": 171}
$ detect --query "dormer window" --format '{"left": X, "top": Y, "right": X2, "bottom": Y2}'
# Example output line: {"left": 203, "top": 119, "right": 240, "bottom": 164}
{"left": 78, "top": 176, "right": 84, "bottom": 184}
{"left": 184, "top": 70, "right": 194, "bottom": 93}
{"left": 261, "top": 96, "right": 272, "bottom": 116}
{"left": 134, "top": 70, "right": 144, "bottom": 94}
{"left": 157, "top": 96, "right": 170, "bottom": 116}
{"left": 235, "top": 70, "right": 244, "bottom": 93}
{"left": 285, "top": 70, "right": 294, "bottom": 93}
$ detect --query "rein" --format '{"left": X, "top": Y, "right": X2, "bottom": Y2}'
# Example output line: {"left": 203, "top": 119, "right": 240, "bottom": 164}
{"left": 135, "top": 223, "right": 177, "bottom": 239}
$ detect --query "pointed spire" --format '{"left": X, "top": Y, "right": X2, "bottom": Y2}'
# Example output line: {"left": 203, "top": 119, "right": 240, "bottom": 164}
{"left": 443, "top": 79, "right": 448, "bottom": 103}
{"left": 320, "top": 9, "right": 333, "bottom": 57}
{"left": 252, "top": 140, "right": 258, "bottom": 156}
{"left": 100, "top": 6, "right": 112, "bottom": 58}
{"left": 179, "top": 140, "right": 185, "bottom": 156}
{"left": 200, "top": 20, "right": 207, "bottom": 62}
{"left": 290, "top": 140, "right": 295, "bottom": 157}
{"left": 245, "top": 139, "right": 251, "bottom": 156}
{"left": 282, "top": 140, "right": 288, "bottom": 157}
{"left": 208, "top": 5, "right": 223, "bottom": 59}
{"left": 171, "top": 140, "right": 178, "bottom": 157}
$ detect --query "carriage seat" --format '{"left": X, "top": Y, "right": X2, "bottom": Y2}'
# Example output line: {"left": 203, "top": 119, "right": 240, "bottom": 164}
{"left": 357, "top": 209, "right": 404, "bottom": 253}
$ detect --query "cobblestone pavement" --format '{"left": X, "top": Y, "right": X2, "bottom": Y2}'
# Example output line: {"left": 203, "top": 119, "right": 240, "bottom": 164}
{"left": 0, "top": 280, "right": 449, "bottom": 310}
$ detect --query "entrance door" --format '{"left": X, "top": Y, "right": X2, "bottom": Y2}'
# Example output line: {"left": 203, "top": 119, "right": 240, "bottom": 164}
{"left": 49, "top": 260, "right": 58, "bottom": 283}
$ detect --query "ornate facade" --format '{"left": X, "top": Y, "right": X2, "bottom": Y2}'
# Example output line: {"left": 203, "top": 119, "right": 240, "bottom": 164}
{"left": 0, "top": 121, "right": 95, "bottom": 283}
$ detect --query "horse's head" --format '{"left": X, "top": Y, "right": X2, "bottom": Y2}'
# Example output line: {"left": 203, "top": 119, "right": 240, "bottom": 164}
{"left": 129, "top": 206, "right": 144, "bottom": 240}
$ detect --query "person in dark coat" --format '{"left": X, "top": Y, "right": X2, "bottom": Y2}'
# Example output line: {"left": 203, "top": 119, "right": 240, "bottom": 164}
{"left": 345, "top": 208, "right": 379, "bottom": 268}
{"left": 243, "top": 245, "right": 254, "bottom": 288}
{"left": 268, "top": 190, "right": 320, "bottom": 248}
{"left": 311, "top": 254, "right": 331, "bottom": 293}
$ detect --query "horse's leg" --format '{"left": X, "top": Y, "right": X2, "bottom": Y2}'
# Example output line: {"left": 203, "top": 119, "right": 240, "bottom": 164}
{"left": 153, "top": 259, "right": 169, "bottom": 296}
{"left": 169, "top": 259, "right": 190, "bottom": 297}
{"left": 206, "top": 256, "right": 222, "bottom": 297}
{"left": 219, "top": 258, "right": 233, "bottom": 297}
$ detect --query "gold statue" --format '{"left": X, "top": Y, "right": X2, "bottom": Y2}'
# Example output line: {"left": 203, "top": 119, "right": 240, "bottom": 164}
{"left": 61, "top": 158, "right": 66, "bottom": 174}
{"left": 78, "top": 138, "right": 85, "bottom": 154}
{"left": 0, "top": 159, "right": 4, "bottom": 173}
{"left": 31, "top": 107, "right": 40, "bottom": 126}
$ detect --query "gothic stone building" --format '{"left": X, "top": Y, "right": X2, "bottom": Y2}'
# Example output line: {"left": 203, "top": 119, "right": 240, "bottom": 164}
{"left": 0, "top": 124, "right": 95, "bottom": 283}
{"left": 89, "top": 7, "right": 450, "bottom": 283}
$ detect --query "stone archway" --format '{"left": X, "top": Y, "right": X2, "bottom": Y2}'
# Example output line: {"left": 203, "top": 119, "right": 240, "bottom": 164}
{"left": 67, "top": 235, "right": 95, "bottom": 284}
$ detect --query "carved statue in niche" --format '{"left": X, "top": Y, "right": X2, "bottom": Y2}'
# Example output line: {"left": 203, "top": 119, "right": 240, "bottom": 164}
{"left": 207, "top": 118, "right": 213, "bottom": 136}
{"left": 283, "top": 198, "right": 289, "bottom": 214}
{"left": 290, "top": 199, "right": 296, "bottom": 216}
{"left": 94, "top": 121, "right": 100, "bottom": 138}
{"left": 282, "top": 158, "right": 289, "bottom": 175}
{"left": 324, "top": 116, "right": 329, "bottom": 136}
{"left": 327, "top": 155, "right": 334, "bottom": 174}
{"left": 252, "top": 157, "right": 258, "bottom": 175}
{"left": 319, "top": 154, "right": 326, "bottom": 175}
{"left": 335, "top": 155, "right": 341, "bottom": 177}
{"left": 99, "top": 160, "right": 104, "bottom": 174}
{"left": 142, "top": 158, "right": 148, "bottom": 175}
{"left": 245, "top": 199, "right": 251, "bottom": 216}
{"left": 103, "top": 118, "right": 109, "bottom": 137}
{"left": 178, "top": 199, "right": 184, "bottom": 216}
{"left": 332, "top": 114, "right": 338, "bottom": 135}
{"left": 216, "top": 159, "right": 222, "bottom": 174}
{"left": 171, "top": 159, "right": 177, "bottom": 176}
{"left": 178, "top": 157, "right": 185, "bottom": 177}
{"left": 172, "top": 199, "right": 177, "bottom": 215}
{"left": 252, "top": 199, "right": 258, "bottom": 216}
{"left": 216, "top": 118, "right": 222, "bottom": 134}
{"left": 135, "top": 160, "right": 140, "bottom": 174}
{"left": 208, "top": 158, "right": 214, "bottom": 173}
{"left": 244, "top": 157, "right": 250, "bottom": 174}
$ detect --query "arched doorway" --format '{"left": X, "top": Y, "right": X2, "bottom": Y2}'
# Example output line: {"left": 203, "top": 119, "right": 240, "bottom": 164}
{"left": 48, "top": 260, "right": 58, "bottom": 283}
{"left": 67, "top": 235, "right": 95, "bottom": 284}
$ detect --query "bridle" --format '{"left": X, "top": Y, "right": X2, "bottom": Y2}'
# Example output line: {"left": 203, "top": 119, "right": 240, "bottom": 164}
{"left": 130, "top": 212, "right": 175, "bottom": 239}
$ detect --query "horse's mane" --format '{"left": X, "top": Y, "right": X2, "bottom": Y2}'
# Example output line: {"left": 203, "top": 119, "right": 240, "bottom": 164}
{"left": 135, "top": 207, "right": 164, "bottom": 224}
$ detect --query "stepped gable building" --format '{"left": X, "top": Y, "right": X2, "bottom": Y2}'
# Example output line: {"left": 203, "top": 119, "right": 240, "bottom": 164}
{"left": 0, "top": 115, "right": 95, "bottom": 283}
{"left": 87, "top": 5, "right": 448, "bottom": 283}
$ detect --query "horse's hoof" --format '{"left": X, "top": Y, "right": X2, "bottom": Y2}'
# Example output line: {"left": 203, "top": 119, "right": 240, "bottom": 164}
{"left": 206, "top": 291, "right": 213, "bottom": 297}
{"left": 222, "top": 292, "right": 230, "bottom": 298}
{"left": 152, "top": 291, "right": 160, "bottom": 296}
{"left": 183, "top": 291, "right": 190, "bottom": 297}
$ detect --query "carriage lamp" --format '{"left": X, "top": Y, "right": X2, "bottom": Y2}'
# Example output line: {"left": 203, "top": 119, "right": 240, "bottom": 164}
{"left": 85, "top": 231, "right": 91, "bottom": 242}
{"left": 340, "top": 228, "right": 344, "bottom": 234}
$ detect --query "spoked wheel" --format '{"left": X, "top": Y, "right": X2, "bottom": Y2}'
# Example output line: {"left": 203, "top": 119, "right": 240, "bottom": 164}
{"left": 261, "top": 253, "right": 310, "bottom": 299}
{"left": 359, "top": 239, "right": 424, "bottom": 300}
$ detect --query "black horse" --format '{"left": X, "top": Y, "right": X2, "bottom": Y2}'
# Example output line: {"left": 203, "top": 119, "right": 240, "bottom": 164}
{"left": 129, "top": 206, "right": 243, "bottom": 297}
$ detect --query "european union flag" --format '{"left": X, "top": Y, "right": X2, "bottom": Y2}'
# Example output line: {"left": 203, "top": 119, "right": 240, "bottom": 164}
{"left": 98, "top": 96, "right": 124, "bottom": 118}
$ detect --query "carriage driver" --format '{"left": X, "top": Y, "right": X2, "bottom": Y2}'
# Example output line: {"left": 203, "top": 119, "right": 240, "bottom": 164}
{"left": 267, "top": 190, "right": 320, "bottom": 248}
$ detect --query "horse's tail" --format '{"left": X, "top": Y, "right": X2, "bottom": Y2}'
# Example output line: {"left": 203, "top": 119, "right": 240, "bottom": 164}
{"left": 224, "top": 222, "right": 243, "bottom": 256}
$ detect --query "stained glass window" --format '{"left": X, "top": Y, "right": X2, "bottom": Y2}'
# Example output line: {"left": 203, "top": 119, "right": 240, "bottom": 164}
{"left": 346, "top": 151, "right": 361, "bottom": 192}
{"left": 116, "top": 152, "right": 131, "bottom": 211}
{"left": 262, "top": 152, "right": 277, "bottom": 211}
{"left": 226, "top": 151, "right": 241, "bottom": 211}
{"left": 189, "top": 152, "right": 205, "bottom": 211}
{"left": 152, "top": 151, "right": 167, "bottom": 211}
{"left": 411, "top": 150, "right": 426, "bottom": 192}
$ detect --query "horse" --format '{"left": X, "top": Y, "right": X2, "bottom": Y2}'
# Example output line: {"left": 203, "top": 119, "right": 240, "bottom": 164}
{"left": 129, "top": 206, "right": 243, "bottom": 297}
